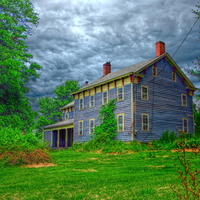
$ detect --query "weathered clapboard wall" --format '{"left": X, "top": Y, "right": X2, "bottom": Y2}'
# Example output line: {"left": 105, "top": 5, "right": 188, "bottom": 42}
{"left": 134, "top": 57, "right": 194, "bottom": 142}
{"left": 74, "top": 84, "right": 133, "bottom": 142}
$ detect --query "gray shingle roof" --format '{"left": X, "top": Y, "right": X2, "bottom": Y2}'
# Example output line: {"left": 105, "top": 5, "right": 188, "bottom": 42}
{"left": 78, "top": 54, "right": 166, "bottom": 91}
{"left": 44, "top": 119, "right": 74, "bottom": 129}
{"left": 61, "top": 101, "right": 74, "bottom": 109}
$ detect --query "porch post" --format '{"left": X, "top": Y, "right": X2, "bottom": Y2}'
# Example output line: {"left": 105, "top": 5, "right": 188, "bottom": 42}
{"left": 57, "top": 130, "right": 60, "bottom": 148}
{"left": 65, "top": 129, "right": 68, "bottom": 147}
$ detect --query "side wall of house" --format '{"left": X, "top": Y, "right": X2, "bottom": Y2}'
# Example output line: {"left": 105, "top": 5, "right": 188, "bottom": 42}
{"left": 134, "top": 57, "right": 194, "bottom": 142}
{"left": 74, "top": 84, "right": 133, "bottom": 142}
{"left": 44, "top": 130, "right": 51, "bottom": 146}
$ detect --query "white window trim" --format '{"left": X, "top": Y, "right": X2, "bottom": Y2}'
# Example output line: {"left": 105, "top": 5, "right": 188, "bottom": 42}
{"left": 142, "top": 113, "right": 149, "bottom": 132}
{"left": 117, "top": 113, "right": 124, "bottom": 132}
{"left": 89, "top": 95, "right": 95, "bottom": 108}
{"left": 181, "top": 94, "right": 187, "bottom": 107}
{"left": 182, "top": 118, "right": 188, "bottom": 133}
{"left": 79, "top": 98, "right": 84, "bottom": 110}
{"left": 78, "top": 120, "right": 84, "bottom": 136}
{"left": 102, "top": 91, "right": 108, "bottom": 105}
{"left": 141, "top": 85, "right": 149, "bottom": 101}
{"left": 117, "top": 87, "right": 124, "bottom": 101}
{"left": 89, "top": 119, "right": 95, "bottom": 134}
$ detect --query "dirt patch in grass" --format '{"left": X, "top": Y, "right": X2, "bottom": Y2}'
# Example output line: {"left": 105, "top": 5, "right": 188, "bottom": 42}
{"left": 147, "top": 165, "right": 165, "bottom": 168}
{"left": 72, "top": 169, "right": 98, "bottom": 172}
{"left": 22, "top": 162, "right": 56, "bottom": 168}
{"left": 171, "top": 148, "right": 199, "bottom": 153}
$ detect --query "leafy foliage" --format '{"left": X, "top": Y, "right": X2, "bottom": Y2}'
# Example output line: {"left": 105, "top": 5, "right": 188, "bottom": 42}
{"left": 93, "top": 99, "right": 117, "bottom": 142}
{"left": 0, "top": 0, "right": 41, "bottom": 131}
{"left": 194, "top": 104, "right": 200, "bottom": 136}
{"left": 36, "top": 80, "right": 80, "bottom": 132}
{"left": 0, "top": 126, "right": 51, "bottom": 166}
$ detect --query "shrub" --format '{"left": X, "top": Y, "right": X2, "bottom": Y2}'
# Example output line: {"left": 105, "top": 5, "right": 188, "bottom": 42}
{"left": 0, "top": 126, "right": 52, "bottom": 166}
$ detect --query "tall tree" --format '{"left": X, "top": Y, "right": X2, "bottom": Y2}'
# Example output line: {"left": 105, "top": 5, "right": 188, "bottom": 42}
{"left": 36, "top": 80, "right": 80, "bottom": 132}
{"left": 0, "top": 0, "right": 41, "bottom": 131}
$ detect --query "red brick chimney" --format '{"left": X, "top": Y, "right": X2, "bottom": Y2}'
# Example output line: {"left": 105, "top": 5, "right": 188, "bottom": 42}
{"left": 103, "top": 62, "right": 111, "bottom": 76}
{"left": 155, "top": 41, "right": 165, "bottom": 57}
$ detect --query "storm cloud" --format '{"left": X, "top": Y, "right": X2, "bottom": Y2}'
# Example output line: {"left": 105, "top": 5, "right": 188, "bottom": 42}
{"left": 26, "top": 0, "right": 200, "bottom": 101}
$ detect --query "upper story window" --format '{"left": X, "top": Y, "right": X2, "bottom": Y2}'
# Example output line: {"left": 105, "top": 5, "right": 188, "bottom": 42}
{"left": 89, "top": 119, "right": 95, "bottom": 134}
{"left": 141, "top": 86, "right": 148, "bottom": 101}
{"left": 172, "top": 72, "right": 176, "bottom": 82}
{"left": 182, "top": 118, "right": 188, "bottom": 133}
{"left": 181, "top": 94, "right": 187, "bottom": 107}
{"left": 142, "top": 114, "right": 149, "bottom": 131}
{"left": 117, "top": 87, "right": 124, "bottom": 101}
{"left": 152, "top": 66, "right": 157, "bottom": 77}
{"left": 102, "top": 91, "right": 108, "bottom": 105}
{"left": 117, "top": 114, "right": 124, "bottom": 132}
{"left": 79, "top": 99, "right": 84, "bottom": 110}
{"left": 89, "top": 95, "right": 95, "bottom": 108}
{"left": 62, "top": 110, "right": 69, "bottom": 120}
{"left": 78, "top": 120, "right": 83, "bottom": 135}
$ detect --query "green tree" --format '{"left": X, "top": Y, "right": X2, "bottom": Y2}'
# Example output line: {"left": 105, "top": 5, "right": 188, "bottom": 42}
{"left": 0, "top": 0, "right": 41, "bottom": 131}
{"left": 36, "top": 80, "right": 80, "bottom": 132}
{"left": 93, "top": 99, "right": 117, "bottom": 142}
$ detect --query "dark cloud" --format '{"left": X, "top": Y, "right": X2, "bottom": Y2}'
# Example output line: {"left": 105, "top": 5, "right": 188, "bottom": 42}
{"left": 26, "top": 0, "right": 199, "bottom": 104}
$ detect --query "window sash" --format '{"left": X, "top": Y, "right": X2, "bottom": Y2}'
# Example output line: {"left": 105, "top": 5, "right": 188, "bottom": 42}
{"left": 78, "top": 121, "right": 83, "bottom": 135}
{"left": 89, "top": 119, "right": 95, "bottom": 134}
{"left": 141, "top": 86, "right": 148, "bottom": 100}
{"left": 90, "top": 96, "right": 95, "bottom": 107}
{"left": 117, "top": 87, "right": 124, "bottom": 101}
{"left": 181, "top": 94, "right": 187, "bottom": 107}
{"left": 172, "top": 72, "right": 176, "bottom": 81}
{"left": 102, "top": 92, "right": 108, "bottom": 104}
{"left": 79, "top": 99, "right": 84, "bottom": 110}
{"left": 117, "top": 115, "right": 124, "bottom": 132}
{"left": 182, "top": 119, "right": 188, "bottom": 133}
{"left": 152, "top": 67, "right": 157, "bottom": 77}
{"left": 142, "top": 114, "right": 149, "bottom": 131}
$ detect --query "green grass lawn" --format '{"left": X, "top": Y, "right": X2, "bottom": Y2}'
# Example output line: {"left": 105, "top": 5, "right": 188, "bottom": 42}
{"left": 0, "top": 149, "right": 199, "bottom": 200}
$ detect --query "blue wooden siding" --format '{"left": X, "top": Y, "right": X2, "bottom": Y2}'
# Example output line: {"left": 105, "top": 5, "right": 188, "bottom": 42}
{"left": 69, "top": 111, "right": 74, "bottom": 119}
{"left": 74, "top": 84, "right": 133, "bottom": 142}
{"left": 44, "top": 131, "right": 51, "bottom": 146}
{"left": 134, "top": 58, "right": 194, "bottom": 142}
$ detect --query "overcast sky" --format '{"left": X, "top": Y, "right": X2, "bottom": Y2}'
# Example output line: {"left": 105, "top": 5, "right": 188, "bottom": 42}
{"left": 26, "top": 0, "right": 200, "bottom": 107}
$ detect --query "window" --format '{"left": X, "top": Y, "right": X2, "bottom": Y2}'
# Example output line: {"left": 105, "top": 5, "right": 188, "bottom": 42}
{"left": 182, "top": 118, "right": 188, "bottom": 133}
{"left": 62, "top": 110, "right": 69, "bottom": 120}
{"left": 172, "top": 72, "right": 176, "bottom": 82}
{"left": 141, "top": 86, "right": 148, "bottom": 100}
{"left": 89, "top": 95, "right": 95, "bottom": 108}
{"left": 142, "top": 114, "right": 149, "bottom": 131}
{"left": 152, "top": 66, "right": 157, "bottom": 77}
{"left": 78, "top": 120, "right": 83, "bottom": 135}
{"left": 102, "top": 91, "right": 108, "bottom": 105}
{"left": 117, "top": 114, "right": 124, "bottom": 132}
{"left": 181, "top": 94, "right": 187, "bottom": 107}
{"left": 117, "top": 87, "right": 124, "bottom": 101}
{"left": 79, "top": 99, "right": 84, "bottom": 110}
{"left": 89, "top": 119, "right": 95, "bottom": 134}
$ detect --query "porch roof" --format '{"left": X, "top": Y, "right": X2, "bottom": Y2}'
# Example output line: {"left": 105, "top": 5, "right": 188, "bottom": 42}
{"left": 44, "top": 119, "right": 74, "bottom": 129}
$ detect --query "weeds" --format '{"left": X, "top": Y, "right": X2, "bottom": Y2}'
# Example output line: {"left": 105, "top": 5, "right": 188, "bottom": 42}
{"left": 0, "top": 126, "right": 52, "bottom": 166}
{"left": 171, "top": 134, "right": 200, "bottom": 200}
